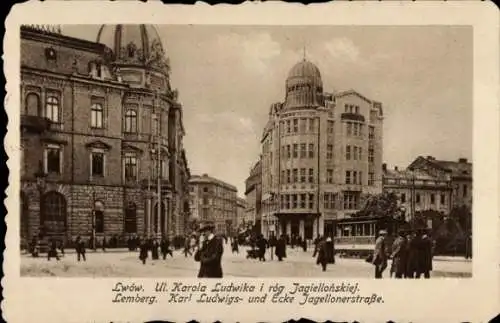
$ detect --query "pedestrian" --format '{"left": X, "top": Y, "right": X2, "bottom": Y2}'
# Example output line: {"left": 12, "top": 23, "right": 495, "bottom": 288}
{"left": 151, "top": 239, "right": 159, "bottom": 260}
{"left": 59, "top": 238, "right": 65, "bottom": 256}
{"left": 312, "top": 235, "right": 322, "bottom": 258}
{"left": 302, "top": 236, "right": 307, "bottom": 252}
{"left": 231, "top": 236, "right": 239, "bottom": 254}
{"left": 102, "top": 236, "right": 107, "bottom": 252}
{"left": 161, "top": 237, "right": 173, "bottom": 259}
{"left": 194, "top": 221, "right": 224, "bottom": 278}
{"left": 256, "top": 234, "right": 268, "bottom": 261}
{"left": 47, "top": 238, "right": 60, "bottom": 261}
{"left": 405, "top": 230, "right": 418, "bottom": 278}
{"left": 390, "top": 229, "right": 408, "bottom": 279}
{"left": 275, "top": 234, "right": 287, "bottom": 261}
{"left": 75, "top": 236, "right": 86, "bottom": 262}
{"left": 183, "top": 235, "right": 192, "bottom": 257}
{"left": 416, "top": 229, "right": 433, "bottom": 279}
{"left": 139, "top": 238, "right": 149, "bottom": 265}
{"left": 372, "top": 230, "right": 388, "bottom": 279}
{"left": 316, "top": 237, "right": 330, "bottom": 271}
{"left": 325, "top": 236, "right": 335, "bottom": 264}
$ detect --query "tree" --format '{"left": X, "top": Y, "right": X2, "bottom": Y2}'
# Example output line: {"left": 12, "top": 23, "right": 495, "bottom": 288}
{"left": 355, "top": 191, "right": 400, "bottom": 218}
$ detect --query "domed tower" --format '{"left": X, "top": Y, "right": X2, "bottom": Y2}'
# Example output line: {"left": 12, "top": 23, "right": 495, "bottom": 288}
{"left": 96, "top": 24, "right": 171, "bottom": 91}
{"left": 284, "top": 59, "right": 324, "bottom": 110}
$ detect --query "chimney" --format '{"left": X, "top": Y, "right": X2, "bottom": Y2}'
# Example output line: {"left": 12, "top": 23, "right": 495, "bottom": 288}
{"left": 459, "top": 158, "right": 468, "bottom": 163}
{"left": 382, "top": 163, "right": 387, "bottom": 172}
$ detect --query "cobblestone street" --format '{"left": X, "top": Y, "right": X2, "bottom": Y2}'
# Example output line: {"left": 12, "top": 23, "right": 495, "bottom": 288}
{"left": 21, "top": 245, "right": 472, "bottom": 278}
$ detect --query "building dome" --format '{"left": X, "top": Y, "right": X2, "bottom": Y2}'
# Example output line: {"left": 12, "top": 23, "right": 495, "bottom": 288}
{"left": 96, "top": 24, "right": 170, "bottom": 74}
{"left": 284, "top": 59, "right": 324, "bottom": 110}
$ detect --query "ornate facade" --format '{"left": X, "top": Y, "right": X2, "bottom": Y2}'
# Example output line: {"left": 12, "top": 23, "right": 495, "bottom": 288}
{"left": 20, "top": 24, "right": 191, "bottom": 246}
{"left": 258, "top": 58, "right": 384, "bottom": 240}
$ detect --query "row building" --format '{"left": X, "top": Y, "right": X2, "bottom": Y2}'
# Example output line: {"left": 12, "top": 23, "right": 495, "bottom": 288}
{"left": 243, "top": 159, "right": 262, "bottom": 232}
{"left": 255, "top": 57, "right": 384, "bottom": 240}
{"left": 188, "top": 174, "right": 238, "bottom": 236}
{"left": 20, "top": 24, "right": 191, "bottom": 246}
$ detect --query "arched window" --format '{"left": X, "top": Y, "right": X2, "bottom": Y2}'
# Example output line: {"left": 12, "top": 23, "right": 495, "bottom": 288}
{"left": 40, "top": 191, "right": 67, "bottom": 229}
{"left": 45, "top": 96, "right": 59, "bottom": 123}
{"left": 94, "top": 201, "right": 104, "bottom": 233}
{"left": 124, "top": 110, "right": 137, "bottom": 133}
{"left": 124, "top": 202, "right": 137, "bottom": 233}
{"left": 26, "top": 92, "right": 41, "bottom": 116}
{"left": 91, "top": 103, "right": 104, "bottom": 128}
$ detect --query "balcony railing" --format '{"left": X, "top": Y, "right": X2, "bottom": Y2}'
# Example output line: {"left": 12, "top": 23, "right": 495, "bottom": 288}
{"left": 21, "top": 115, "right": 51, "bottom": 133}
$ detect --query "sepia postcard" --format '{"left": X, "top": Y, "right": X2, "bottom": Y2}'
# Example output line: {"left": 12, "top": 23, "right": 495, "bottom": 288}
{"left": 2, "top": 1, "right": 499, "bottom": 322}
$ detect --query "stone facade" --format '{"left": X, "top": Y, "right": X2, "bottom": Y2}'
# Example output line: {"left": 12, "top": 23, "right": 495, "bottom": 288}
{"left": 244, "top": 159, "right": 262, "bottom": 230}
{"left": 20, "top": 25, "right": 190, "bottom": 245}
{"left": 257, "top": 59, "right": 383, "bottom": 240}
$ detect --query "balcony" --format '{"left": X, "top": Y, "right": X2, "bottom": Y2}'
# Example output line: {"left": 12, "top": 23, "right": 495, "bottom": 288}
{"left": 341, "top": 113, "right": 365, "bottom": 122}
{"left": 21, "top": 115, "right": 51, "bottom": 134}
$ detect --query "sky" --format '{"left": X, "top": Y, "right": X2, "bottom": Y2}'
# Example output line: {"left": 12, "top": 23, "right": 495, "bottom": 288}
{"left": 62, "top": 25, "right": 473, "bottom": 197}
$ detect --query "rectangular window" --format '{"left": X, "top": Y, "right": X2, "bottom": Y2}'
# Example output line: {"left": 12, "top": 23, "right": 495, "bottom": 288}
{"left": 346, "top": 145, "right": 351, "bottom": 160}
{"left": 353, "top": 171, "right": 358, "bottom": 185}
{"left": 300, "top": 168, "right": 306, "bottom": 183}
{"left": 345, "top": 171, "right": 351, "bottom": 184}
{"left": 369, "top": 148, "right": 375, "bottom": 163}
{"left": 45, "top": 145, "right": 62, "bottom": 174}
{"left": 281, "top": 170, "right": 285, "bottom": 184}
{"left": 369, "top": 126, "right": 375, "bottom": 139}
{"left": 286, "top": 120, "right": 291, "bottom": 133}
{"left": 416, "top": 193, "right": 421, "bottom": 204}
{"left": 124, "top": 154, "right": 137, "bottom": 181}
{"left": 45, "top": 94, "right": 60, "bottom": 123}
{"left": 308, "top": 118, "right": 315, "bottom": 132}
{"left": 292, "top": 169, "right": 298, "bottom": 183}
{"left": 308, "top": 168, "right": 314, "bottom": 183}
{"left": 355, "top": 106, "right": 359, "bottom": 114}
{"left": 286, "top": 169, "right": 291, "bottom": 184}
{"left": 300, "top": 143, "right": 307, "bottom": 158}
{"left": 308, "top": 143, "right": 314, "bottom": 158}
{"left": 300, "top": 194, "right": 306, "bottom": 208}
{"left": 327, "top": 169, "right": 334, "bottom": 184}
{"left": 327, "top": 144, "right": 333, "bottom": 159}
{"left": 368, "top": 172, "right": 375, "bottom": 186}
{"left": 285, "top": 195, "right": 290, "bottom": 209}
{"left": 299, "top": 118, "right": 307, "bottom": 133}
{"left": 441, "top": 193, "right": 446, "bottom": 205}
{"left": 353, "top": 123, "right": 359, "bottom": 136}
{"left": 91, "top": 151, "right": 105, "bottom": 177}
{"left": 359, "top": 124, "right": 364, "bottom": 137}
{"left": 287, "top": 145, "right": 291, "bottom": 159}
{"left": 401, "top": 193, "right": 406, "bottom": 203}
{"left": 343, "top": 191, "right": 358, "bottom": 210}
{"left": 359, "top": 147, "right": 362, "bottom": 160}
{"left": 292, "top": 194, "right": 297, "bottom": 208}
{"left": 309, "top": 193, "right": 314, "bottom": 209}
{"left": 344, "top": 104, "right": 349, "bottom": 113}
{"left": 463, "top": 184, "right": 467, "bottom": 197}
{"left": 327, "top": 120, "right": 334, "bottom": 133}
{"left": 324, "top": 193, "right": 330, "bottom": 209}
{"left": 293, "top": 119, "right": 299, "bottom": 133}
{"left": 91, "top": 102, "right": 104, "bottom": 128}
{"left": 346, "top": 122, "right": 352, "bottom": 136}
{"left": 430, "top": 194, "right": 435, "bottom": 204}
{"left": 293, "top": 144, "right": 298, "bottom": 158}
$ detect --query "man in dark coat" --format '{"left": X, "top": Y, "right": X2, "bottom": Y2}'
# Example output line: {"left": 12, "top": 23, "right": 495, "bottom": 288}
{"left": 75, "top": 236, "right": 86, "bottom": 262}
{"left": 151, "top": 239, "right": 159, "bottom": 260}
{"left": 405, "top": 230, "right": 419, "bottom": 278}
{"left": 256, "top": 234, "right": 268, "bottom": 261}
{"left": 231, "top": 236, "right": 239, "bottom": 254}
{"left": 47, "top": 238, "right": 60, "bottom": 261}
{"left": 161, "top": 237, "right": 173, "bottom": 259}
{"left": 316, "top": 237, "right": 332, "bottom": 271}
{"left": 390, "top": 229, "right": 408, "bottom": 278}
{"left": 275, "top": 234, "right": 287, "bottom": 261}
{"left": 416, "top": 230, "right": 433, "bottom": 279}
{"left": 183, "top": 235, "right": 193, "bottom": 257}
{"left": 139, "top": 238, "right": 149, "bottom": 265}
{"left": 194, "top": 222, "right": 224, "bottom": 278}
{"left": 313, "top": 235, "right": 322, "bottom": 258}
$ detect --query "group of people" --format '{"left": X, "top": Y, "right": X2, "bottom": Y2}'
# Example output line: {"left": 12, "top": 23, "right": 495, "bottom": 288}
{"left": 372, "top": 228, "right": 434, "bottom": 279}
{"left": 138, "top": 237, "right": 173, "bottom": 264}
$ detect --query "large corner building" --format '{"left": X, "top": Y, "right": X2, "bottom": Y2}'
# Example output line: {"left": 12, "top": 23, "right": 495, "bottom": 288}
{"left": 20, "top": 25, "right": 191, "bottom": 244}
{"left": 258, "top": 58, "right": 384, "bottom": 239}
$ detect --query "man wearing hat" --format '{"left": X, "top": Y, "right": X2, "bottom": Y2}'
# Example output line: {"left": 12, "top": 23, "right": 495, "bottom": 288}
{"left": 194, "top": 221, "right": 224, "bottom": 278}
{"left": 390, "top": 228, "right": 408, "bottom": 279}
{"left": 372, "top": 229, "right": 388, "bottom": 279}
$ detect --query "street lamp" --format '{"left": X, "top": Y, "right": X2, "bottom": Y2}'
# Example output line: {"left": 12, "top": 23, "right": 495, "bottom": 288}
{"left": 35, "top": 160, "right": 47, "bottom": 240}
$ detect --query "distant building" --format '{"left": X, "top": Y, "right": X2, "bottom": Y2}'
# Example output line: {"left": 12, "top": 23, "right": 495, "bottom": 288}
{"left": 383, "top": 163, "right": 453, "bottom": 222}
{"left": 189, "top": 174, "right": 238, "bottom": 236}
{"left": 408, "top": 156, "right": 472, "bottom": 210}
{"left": 20, "top": 24, "right": 191, "bottom": 245}
{"left": 236, "top": 197, "right": 247, "bottom": 231}
{"left": 244, "top": 159, "right": 262, "bottom": 231}
{"left": 258, "top": 58, "right": 384, "bottom": 240}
